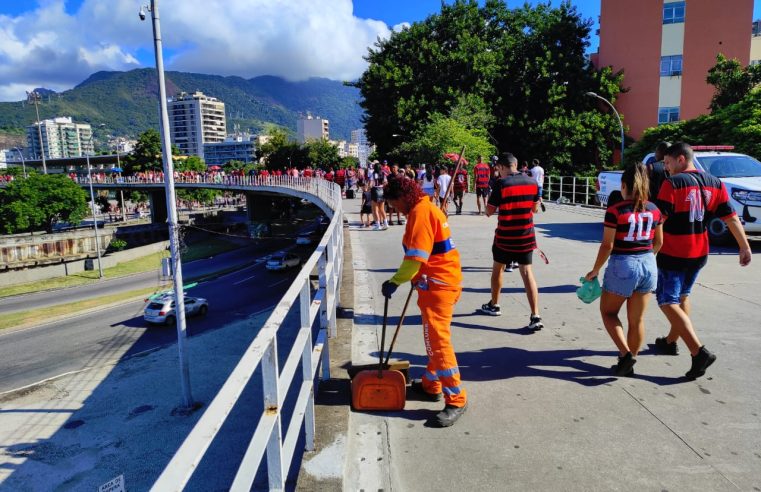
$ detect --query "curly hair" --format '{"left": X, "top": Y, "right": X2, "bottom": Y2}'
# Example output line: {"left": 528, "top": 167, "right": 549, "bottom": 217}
{"left": 384, "top": 176, "right": 425, "bottom": 211}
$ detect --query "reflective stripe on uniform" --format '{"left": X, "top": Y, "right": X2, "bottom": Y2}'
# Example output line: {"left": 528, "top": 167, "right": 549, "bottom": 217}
{"left": 442, "top": 385, "right": 462, "bottom": 396}
{"left": 403, "top": 245, "right": 431, "bottom": 260}
{"left": 431, "top": 238, "right": 455, "bottom": 255}
{"left": 424, "top": 370, "right": 439, "bottom": 381}
{"left": 436, "top": 367, "right": 460, "bottom": 378}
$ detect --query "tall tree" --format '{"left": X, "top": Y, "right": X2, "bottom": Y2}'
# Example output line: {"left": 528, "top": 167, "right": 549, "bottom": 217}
{"left": 706, "top": 53, "right": 761, "bottom": 111}
{"left": 0, "top": 174, "right": 88, "bottom": 233}
{"left": 305, "top": 138, "right": 341, "bottom": 168}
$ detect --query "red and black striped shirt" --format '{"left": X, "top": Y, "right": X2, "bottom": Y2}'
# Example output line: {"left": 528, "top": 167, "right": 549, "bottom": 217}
{"left": 488, "top": 173, "right": 539, "bottom": 253}
{"left": 604, "top": 200, "right": 662, "bottom": 255}
{"left": 474, "top": 163, "right": 491, "bottom": 188}
{"left": 655, "top": 170, "right": 735, "bottom": 270}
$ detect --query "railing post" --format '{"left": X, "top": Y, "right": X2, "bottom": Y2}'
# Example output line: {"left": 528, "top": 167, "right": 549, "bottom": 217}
{"left": 585, "top": 177, "right": 590, "bottom": 205}
{"left": 299, "top": 279, "right": 316, "bottom": 451}
{"left": 318, "top": 253, "right": 331, "bottom": 380}
{"left": 572, "top": 176, "right": 577, "bottom": 204}
{"left": 262, "top": 340, "right": 284, "bottom": 490}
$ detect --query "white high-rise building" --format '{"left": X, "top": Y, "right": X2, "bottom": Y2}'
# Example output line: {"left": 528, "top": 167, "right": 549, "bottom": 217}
{"left": 26, "top": 117, "right": 94, "bottom": 159}
{"left": 351, "top": 128, "right": 370, "bottom": 167}
{"left": 297, "top": 114, "right": 329, "bottom": 143}
{"left": 167, "top": 91, "right": 226, "bottom": 158}
{"left": 203, "top": 133, "right": 257, "bottom": 166}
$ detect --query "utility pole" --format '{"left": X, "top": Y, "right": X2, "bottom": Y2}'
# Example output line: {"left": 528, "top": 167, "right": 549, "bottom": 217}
{"left": 86, "top": 154, "right": 104, "bottom": 279}
{"left": 26, "top": 91, "right": 47, "bottom": 174}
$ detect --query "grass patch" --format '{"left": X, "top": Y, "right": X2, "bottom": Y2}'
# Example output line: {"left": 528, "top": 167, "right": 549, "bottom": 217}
{"left": 0, "top": 286, "right": 167, "bottom": 331}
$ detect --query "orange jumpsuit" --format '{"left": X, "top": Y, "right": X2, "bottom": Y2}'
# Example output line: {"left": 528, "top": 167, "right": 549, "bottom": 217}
{"left": 402, "top": 198, "right": 466, "bottom": 408}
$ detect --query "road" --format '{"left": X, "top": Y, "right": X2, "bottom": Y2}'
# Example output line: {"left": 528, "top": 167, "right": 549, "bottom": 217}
{"left": 0, "top": 244, "right": 314, "bottom": 394}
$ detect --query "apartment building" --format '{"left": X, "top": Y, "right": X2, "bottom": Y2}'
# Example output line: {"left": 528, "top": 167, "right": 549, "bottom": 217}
{"left": 167, "top": 91, "right": 226, "bottom": 158}
{"left": 26, "top": 117, "right": 94, "bottom": 159}
{"left": 296, "top": 114, "right": 329, "bottom": 144}
{"left": 594, "top": 0, "right": 753, "bottom": 139}
{"left": 203, "top": 133, "right": 257, "bottom": 166}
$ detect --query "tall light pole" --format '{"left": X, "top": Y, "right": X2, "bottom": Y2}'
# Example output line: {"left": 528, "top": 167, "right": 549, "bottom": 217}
{"left": 26, "top": 91, "right": 47, "bottom": 174}
{"left": 86, "top": 154, "right": 105, "bottom": 279}
{"left": 586, "top": 91, "right": 625, "bottom": 164}
{"left": 140, "top": 0, "right": 194, "bottom": 408}
{"left": 11, "top": 147, "right": 26, "bottom": 177}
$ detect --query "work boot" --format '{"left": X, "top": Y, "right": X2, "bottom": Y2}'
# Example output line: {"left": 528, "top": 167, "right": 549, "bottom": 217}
{"left": 654, "top": 336, "right": 679, "bottom": 355}
{"left": 685, "top": 346, "right": 717, "bottom": 380}
{"left": 410, "top": 380, "right": 442, "bottom": 402}
{"left": 434, "top": 403, "right": 468, "bottom": 427}
{"left": 612, "top": 352, "right": 636, "bottom": 377}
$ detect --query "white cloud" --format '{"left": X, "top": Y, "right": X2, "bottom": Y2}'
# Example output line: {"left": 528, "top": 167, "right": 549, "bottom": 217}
{"left": 0, "top": 0, "right": 395, "bottom": 101}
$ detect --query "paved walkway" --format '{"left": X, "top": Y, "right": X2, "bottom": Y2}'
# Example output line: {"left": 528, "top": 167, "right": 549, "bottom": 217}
{"left": 343, "top": 195, "right": 761, "bottom": 491}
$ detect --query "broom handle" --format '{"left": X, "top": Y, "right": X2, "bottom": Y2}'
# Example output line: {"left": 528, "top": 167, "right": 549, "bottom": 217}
{"left": 441, "top": 145, "right": 467, "bottom": 214}
{"left": 379, "top": 296, "right": 389, "bottom": 377}
{"left": 384, "top": 285, "right": 414, "bottom": 366}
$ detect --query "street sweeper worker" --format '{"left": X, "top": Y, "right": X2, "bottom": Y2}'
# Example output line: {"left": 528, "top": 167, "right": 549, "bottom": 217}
{"left": 380, "top": 176, "right": 468, "bottom": 427}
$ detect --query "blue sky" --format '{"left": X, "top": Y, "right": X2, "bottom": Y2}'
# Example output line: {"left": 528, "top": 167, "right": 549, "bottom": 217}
{"left": 0, "top": 1, "right": 759, "bottom": 101}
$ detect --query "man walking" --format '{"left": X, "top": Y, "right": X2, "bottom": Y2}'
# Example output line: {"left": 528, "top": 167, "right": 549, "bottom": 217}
{"left": 473, "top": 156, "right": 491, "bottom": 215}
{"left": 452, "top": 163, "right": 468, "bottom": 214}
{"left": 436, "top": 165, "right": 452, "bottom": 211}
{"left": 479, "top": 153, "right": 543, "bottom": 331}
{"left": 382, "top": 176, "right": 468, "bottom": 427}
{"left": 530, "top": 159, "right": 546, "bottom": 212}
{"left": 653, "top": 142, "right": 752, "bottom": 379}
{"left": 647, "top": 141, "right": 670, "bottom": 202}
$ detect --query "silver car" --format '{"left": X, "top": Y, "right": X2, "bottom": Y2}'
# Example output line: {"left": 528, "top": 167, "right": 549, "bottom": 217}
{"left": 143, "top": 295, "right": 209, "bottom": 325}
{"left": 265, "top": 252, "right": 301, "bottom": 271}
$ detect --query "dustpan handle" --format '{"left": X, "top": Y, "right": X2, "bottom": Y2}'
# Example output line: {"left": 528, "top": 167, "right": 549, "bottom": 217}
{"left": 379, "top": 296, "right": 389, "bottom": 378}
{"left": 384, "top": 285, "right": 414, "bottom": 366}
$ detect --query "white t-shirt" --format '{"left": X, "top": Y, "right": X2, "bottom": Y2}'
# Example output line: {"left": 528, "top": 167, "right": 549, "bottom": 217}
{"left": 531, "top": 166, "right": 545, "bottom": 187}
{"left": 437, "top": 174, "right": 452, "bottom": 198}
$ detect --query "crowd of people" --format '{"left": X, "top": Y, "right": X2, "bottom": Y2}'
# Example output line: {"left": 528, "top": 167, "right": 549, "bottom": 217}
{"left": 375, "top": 143, "right": 751, "bottom": 427}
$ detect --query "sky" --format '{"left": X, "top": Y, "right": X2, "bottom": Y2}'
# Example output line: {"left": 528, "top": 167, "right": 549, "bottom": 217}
{"left": 0, "top": 0, "right": 759, "bottom": 102}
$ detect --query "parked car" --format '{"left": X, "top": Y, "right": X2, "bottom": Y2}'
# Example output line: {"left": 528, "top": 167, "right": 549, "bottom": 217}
{"left": 143, "top": 294, "right": 208, "bottom": 325}
{"left": 296, "top": 231, "right": 318, "bottom": 245}
{"left": 265, "top": 252, "right": 301, "bottom": 271}
{"left": 597, "top": 146, "right": 761, "bottom": 243}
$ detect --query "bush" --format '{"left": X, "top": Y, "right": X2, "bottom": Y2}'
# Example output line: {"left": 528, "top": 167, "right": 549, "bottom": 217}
{"left": 109, "top": 238, "right": 128, "bottom": 251}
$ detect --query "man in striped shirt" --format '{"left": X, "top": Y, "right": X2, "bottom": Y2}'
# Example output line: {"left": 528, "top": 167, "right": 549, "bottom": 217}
{"left": 654, "top": 142, "right": 752, "bottom": 379}
{"left": 480, "top": 153, "right": 543, "bottom": 331}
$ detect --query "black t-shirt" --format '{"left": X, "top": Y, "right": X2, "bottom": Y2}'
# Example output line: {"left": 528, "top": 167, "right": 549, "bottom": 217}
{"left": 648, "top": 161, "right": 668, "bottom": 202}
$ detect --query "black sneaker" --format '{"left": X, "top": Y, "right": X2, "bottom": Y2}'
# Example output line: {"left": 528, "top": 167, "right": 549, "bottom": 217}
{"left": 479, "top": 301, "right": 501, "bottom": 316}
{"left": 685, "top": 346, "right": 717, "bottom": 380}
{"left": 528, "top": 314, "right": 543, "bottom": 331}
{"left": 654, "top": 336, "right": 679, "bottom": 355}
{"left": 540, "top": 202, "right": 546, "bottom": 212}
{"left": 410, "top": 380, "right": 442, "bottom": 402}
{"left": 612, "top": 352, "right": 636, "bottom": 377}
{"left": 433, "top": 403, "right": 468, "bottom": 427}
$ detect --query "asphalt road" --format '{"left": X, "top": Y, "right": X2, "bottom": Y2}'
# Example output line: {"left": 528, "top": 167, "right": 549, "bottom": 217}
{"left": 0, "top": 244, "right": 315, "bottom": 394}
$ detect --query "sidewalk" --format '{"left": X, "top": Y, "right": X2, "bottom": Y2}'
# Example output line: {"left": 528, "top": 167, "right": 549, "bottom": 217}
{"left": 344, "top": 195, "right": 761, "bottom": 491}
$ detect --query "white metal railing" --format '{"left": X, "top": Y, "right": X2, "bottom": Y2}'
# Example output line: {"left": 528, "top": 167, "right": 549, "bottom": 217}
{"left": 545, "top": 175, "right": 601, "bottom": 207}
{"left": 150, "top": 177, "right": 343, "bottom": 491}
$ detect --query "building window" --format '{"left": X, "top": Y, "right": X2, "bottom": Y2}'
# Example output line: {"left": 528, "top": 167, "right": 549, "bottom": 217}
{"left": 658, "top": 107, "right": 680, "bottom": 125}
{"left": 660, "top": 55, "right": 683, "bottom": 76}
{"left": 663, "top": 2, "right": 685, "bottom": 24}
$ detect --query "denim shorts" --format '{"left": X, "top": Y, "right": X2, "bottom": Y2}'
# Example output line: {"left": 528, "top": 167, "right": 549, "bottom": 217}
{"left": 602, "top": 253, "right": 657, "bottom": 298}
{"left": 656, "top": 267, "right": 702, "bottom": 306}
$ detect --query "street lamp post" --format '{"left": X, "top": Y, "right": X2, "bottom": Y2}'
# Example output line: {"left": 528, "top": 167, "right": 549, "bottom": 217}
{"left": 26, "top": 91, "right": 47, "bottom": 174}
{"left": 141, "top": 0, "right": 194, "bottom": 408}
{"left": 86, "top": 154, "right": 104, "bottom": 279}
{"left": 586, "top": 91, "right": 625, "bottom": 164}
{"left": 11, "top": 147, "right": 26, "bottom": 177}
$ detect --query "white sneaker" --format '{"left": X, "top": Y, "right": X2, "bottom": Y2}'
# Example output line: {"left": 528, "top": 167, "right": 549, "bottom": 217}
{"left": 382, "top": 222, "right": 389, "bottom": 230}
{"left": 373, "top": 223, "right": 381, "bottom": 230}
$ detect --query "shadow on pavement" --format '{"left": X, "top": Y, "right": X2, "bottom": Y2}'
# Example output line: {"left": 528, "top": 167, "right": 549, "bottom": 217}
{"left": 461, "top": 284, "right": 578, "bottom": 295}
{"left": 535, "top": 222, "right": 602, "bottom": 243}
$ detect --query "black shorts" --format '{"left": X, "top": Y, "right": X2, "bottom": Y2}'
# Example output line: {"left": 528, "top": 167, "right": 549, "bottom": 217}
{"left": 476, "top": 187, "right": 490, "bottom": 198}
{"left": 361, "top": 204, "right": 371, "bottom": 214}
{"left": 453, "top": 189, "right": 464, "bottom": 199}
{"left": 492, "top": 245, "right": 533, "bottom": 265}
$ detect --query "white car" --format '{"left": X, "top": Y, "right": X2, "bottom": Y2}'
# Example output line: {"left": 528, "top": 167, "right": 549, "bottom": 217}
{"left": 265, "top": 252, "right": 301, "bottom": 271}
{"left": 295, "top": 232, "right": 317, "bottom": 245}
{"left": 642, "top": 147, "right": 761, "bottom": 243}
{"left": 143, "top": 295, "right": 208, "bottom": 325}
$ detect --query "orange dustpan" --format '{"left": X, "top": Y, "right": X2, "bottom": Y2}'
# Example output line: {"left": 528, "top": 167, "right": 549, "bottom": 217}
{"left": 351, "top": 297, "right": 406, "bottom": 411}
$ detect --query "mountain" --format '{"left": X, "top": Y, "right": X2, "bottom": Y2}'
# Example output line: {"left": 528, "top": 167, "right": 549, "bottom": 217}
{"left": 0, "top": 69, "right": 364, "bottom": 147}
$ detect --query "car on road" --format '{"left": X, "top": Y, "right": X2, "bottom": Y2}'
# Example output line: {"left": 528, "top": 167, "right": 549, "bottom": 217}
{"left": 265, "top": 252, "right": 301, "bottom": 271}
{"left": 143, "top": 295, "right": 209, "bottom": 326}
{"left": 295, "top": 231, "right": 319, "bottom": 245}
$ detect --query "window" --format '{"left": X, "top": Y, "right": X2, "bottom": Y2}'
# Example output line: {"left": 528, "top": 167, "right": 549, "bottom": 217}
{"left": 660, "top": 55, "right": 683, "bottom": 76}
{"left": 658, "top": 107, "right": 680, "bottom": 125}
{"left": 663, "top": 2, "right": 685, "bottom": 24}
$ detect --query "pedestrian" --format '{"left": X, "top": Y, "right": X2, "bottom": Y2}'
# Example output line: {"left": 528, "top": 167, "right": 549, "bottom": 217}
{"left": 585, "top": 163, "right": 663, "bottom": 376}
{"left": 647, "top": 141, "right": 670, "bottom": 202}
{"left": 420, "top": 164, "right": 436, "bottom": 201}
{"left": 381, "top": 176, "right": 468, "bottom": 427}
{"left": 359, "top": 181, "right": 373, "bottom": 227}
{"left": 473, "top": 156, "right": 491, "bottom": 215}
{"left": 452, "top": 162, "right": 468, "bottom": 215}
{"left": 436, "top": 165, "right": 451, "bottom": 211}
{"left": 370, "top": 163, "right": 388, "bottom": 230}
{"left": 530, "top": 158, "right": 546, "bottom": 212}
{"left": 480, "top": 153, "right": 543, "bottom": 331}
{"left": 652, "top": 142, "right": 752, "bottom": 378}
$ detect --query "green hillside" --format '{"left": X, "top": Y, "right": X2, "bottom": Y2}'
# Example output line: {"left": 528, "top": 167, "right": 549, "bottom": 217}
{"left": 0, "top": 69, "right": 364, "bottom": 148}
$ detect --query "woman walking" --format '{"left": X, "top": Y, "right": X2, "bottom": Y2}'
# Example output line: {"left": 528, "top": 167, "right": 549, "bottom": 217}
{"left": 370, "top": 162, "right": 388, "bottom": 229}
{"left": 585, "top": 163, "right": 663, "bottom": 376}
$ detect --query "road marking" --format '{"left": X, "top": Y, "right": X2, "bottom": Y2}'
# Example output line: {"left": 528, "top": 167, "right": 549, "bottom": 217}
{"left": 233, "top": 273, "right": 259, "bottom": 285}
{"left": 0, "top": 368, "right": 91, "bottom": 398}
{"left": 268, "top": 278, "right": 289, "bottom": 288}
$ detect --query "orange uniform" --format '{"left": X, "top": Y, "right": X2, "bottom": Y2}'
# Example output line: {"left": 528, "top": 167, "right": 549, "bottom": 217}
{"left": 403, "top": 198, "right": 466, "bottom": 407}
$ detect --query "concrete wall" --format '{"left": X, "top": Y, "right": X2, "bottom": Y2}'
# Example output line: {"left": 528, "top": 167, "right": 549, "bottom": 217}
{"left": 0, "top": 241, "right": 168, "bottom": 286}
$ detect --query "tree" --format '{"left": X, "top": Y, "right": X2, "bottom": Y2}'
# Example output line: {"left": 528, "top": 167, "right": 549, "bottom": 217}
{"left": 125, "top": 128, "right": 162, "bottom": 173}
{"left": 707, "top": 54, "right": 761, "bottom": 112}
{"left": 305, "top": 138, "right": 341, "bottom": 168}
{"left": 175, "top": 155, "right": 206, "bottom": 172}
{"left": 0, "top": 174, "right": 88, "bottom": 233}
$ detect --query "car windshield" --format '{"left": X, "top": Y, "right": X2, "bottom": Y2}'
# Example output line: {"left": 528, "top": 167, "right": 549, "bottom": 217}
{"left": 147, "top": 302, "right": 164, "bottom": 310}
{"left": 696, "top": 155, "right": 761, "bottom": 178}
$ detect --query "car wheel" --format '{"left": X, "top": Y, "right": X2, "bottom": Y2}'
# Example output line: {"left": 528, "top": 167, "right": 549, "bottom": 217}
{"left": 165, "top": 315, "right": 176, "bottom": 326}
{"left": 199, "top": 305, "right": 208, "bottom": 316}
{"left": 707, "top": 216, "right": 733, "bottom": 245}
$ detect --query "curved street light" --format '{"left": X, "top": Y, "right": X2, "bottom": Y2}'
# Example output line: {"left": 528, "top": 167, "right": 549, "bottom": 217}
{"left": 11, "top": 147, "right": 26, "bottom": 177}
{"left": 26, "top": 91, "right": 47, "bottom": 174}
{"left": 586, "top": 91, "right": 625, "bottom": 164}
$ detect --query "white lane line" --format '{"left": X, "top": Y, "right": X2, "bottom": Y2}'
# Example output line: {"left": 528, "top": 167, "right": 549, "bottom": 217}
{"left": 233, "top": 273, "right": 259, "bottom": 285}
{"left": 267, "top": 278, "right": 289, "bottom": 288}
{"left": 0, "top": 368, "right": 90, "bottom": 398}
